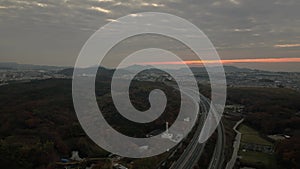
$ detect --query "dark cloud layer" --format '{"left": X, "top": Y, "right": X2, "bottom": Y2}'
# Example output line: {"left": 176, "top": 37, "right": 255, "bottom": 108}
{"left": 0, "top": 0, "right": 299, "bottom": 71}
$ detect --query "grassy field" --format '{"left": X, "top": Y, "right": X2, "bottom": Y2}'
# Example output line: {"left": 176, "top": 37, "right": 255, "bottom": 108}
{"left": 239, "top": 150, "right": 279, "bottom": 169}
{"left": 238, "top": 124, "right": 279, "bottom": 168}
{"left": 239, "top": 124, "right": 272, "bottom": 146}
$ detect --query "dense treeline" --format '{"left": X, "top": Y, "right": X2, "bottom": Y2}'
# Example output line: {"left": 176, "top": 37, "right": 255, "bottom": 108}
{"left": 226, "top": 87, "right": 300, "bottom": 133}
{"left": 226, "top": 87, "right": 300, "bottom": 169}
{"left": 0, "top": 77, "right": 181, "bottom": 169}
{"left": 200, "top": 85, "right": 300, "bottom": 169}
{"left": 0, "top": 79, "right": 108, "bottom": 169}
{"left": 1, "top": 78, "right": 299, "bottom": 169}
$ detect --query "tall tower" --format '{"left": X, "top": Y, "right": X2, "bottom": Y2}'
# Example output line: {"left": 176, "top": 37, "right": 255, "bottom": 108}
{"left": 161, "top": 121, "right": 173, "bottom": 139}
{"left": 166, "top": 122, "right": 169, "bottom": 133}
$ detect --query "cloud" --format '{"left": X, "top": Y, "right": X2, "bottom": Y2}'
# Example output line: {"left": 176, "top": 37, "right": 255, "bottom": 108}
{"left": 129, "top": 13, "right": 144, "bottom": 17}
{"left": 212, "top": 1, "right": 222, "bottom": 6}
{"left": 141, "top": 3, "right": 165, "bottom": 7}
{"left": 233, "top": 28, "right": 252, "bottom": 32}
{"left": 274, "top": 44, "right": 300, "bottom": 48}
{"left": 89, "top": 6, "right": 111, "bottom": 13}
{"left": 93, "top": 0, "right": 114, "bottom": 2}
{"left": 106, "top": 18, "right": 118, "bottom": 22}
{"left": 0, "top": 0, "right": 300, "bottom": 71}
{"left": 35, "top": 3, "right": 48, "bottom": 8}
{"left": 11, "top": 1, "right": 49, "bottom": 8}
{"left": 0, "top": 5, "right": 10, "bottom": 9}
{"left": 229, "top": 0, "right": 240, "bottom": 5}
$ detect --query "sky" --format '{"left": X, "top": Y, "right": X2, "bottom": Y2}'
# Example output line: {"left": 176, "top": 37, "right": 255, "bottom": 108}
{"left": 0, "top": 0, "right": 299, "bottom": 72}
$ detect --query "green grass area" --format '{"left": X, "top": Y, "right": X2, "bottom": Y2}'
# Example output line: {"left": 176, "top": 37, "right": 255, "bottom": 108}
{"left": 239, "top": 150, "right": 279, "bottom": 169}
{"left": 238, "top": 124, "right": 279, "bottom": 168}
{"left": 239, "top": 124, "right": 272, "bottom": 146}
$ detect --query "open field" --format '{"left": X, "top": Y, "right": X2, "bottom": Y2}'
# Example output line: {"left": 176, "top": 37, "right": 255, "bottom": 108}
{"left": 239, "top": 150, "right": 279, "bottom": 169}
{"left": 238, "top": 124, "right": 279, "bottom": 168}
{"left": 239, "top": 124, "right": 272, "bottom": 146}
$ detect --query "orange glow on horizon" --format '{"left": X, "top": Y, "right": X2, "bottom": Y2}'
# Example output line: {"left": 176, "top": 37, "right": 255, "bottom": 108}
{"left": 140, "top": 57, "right": 300, "bottom": 65}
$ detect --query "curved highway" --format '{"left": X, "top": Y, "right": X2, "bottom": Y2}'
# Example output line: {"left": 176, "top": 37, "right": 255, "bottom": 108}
{"left": 169, "top": 98, "right": 208, "bottom": 169}
{"left": 169, "top": 89, "right": 225, "bottom": 169}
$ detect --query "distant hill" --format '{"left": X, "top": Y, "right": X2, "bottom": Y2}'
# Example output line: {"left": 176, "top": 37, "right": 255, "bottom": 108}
{"left": 125, "top": 65, "right": 258, "bottom": 73}
{"left": 0, "top": 62, "right": 292, "bottom": 74}
{"left": 123, "top": 64, "right": 154, "bottom": 71}
{"left": 58, "top": 67, "right": 115, "bottom": 77}
{"left": 189, "top": 66, "right": 257, "bottom": 73}
{"left": 0, "top": 62, "right": 68, "bottom": 70}
{"left": 58, "top": 66, "right": 136, "bottom": 77}
{"left": 0, "top": 61, "right": 272, "bottom": 74}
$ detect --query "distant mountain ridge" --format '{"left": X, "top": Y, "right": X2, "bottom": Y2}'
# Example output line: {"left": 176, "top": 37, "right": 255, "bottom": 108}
{"left": 189, "top": 66, "right": 257, "bottom": 73}
{"left": 56, "top": 65, "right": 268, "bottom": 81}
{"left": 122, "top": 65, "right": 259, "bottom": 73}
{"left": 0, "top": 62, "right": 283, "bottom": 74}
{"left": 0, "top": 62, "right": 68, "bottom": 70}
{"left": 59, "top": 67, "right": 115, "bottom": 76}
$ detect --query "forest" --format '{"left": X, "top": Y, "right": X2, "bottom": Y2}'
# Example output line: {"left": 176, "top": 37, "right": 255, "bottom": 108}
{"left": 0, "top": 75, "right": 299, "bottom": 169}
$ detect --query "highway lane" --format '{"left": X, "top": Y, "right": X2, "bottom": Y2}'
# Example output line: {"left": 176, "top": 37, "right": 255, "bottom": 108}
{"left": 208, "top": 121, "right": 225, "bottom": 169}
{"left": 184, "top": 88, "right": 226, "bottom": 169}
{"left": 156, "top": 84, "right": 205, "bottom": 169}
{"left": 170, "top": 98, "right": 208, "bottom": 169}
{"left": 179, "top": 99, "right": 209, "bottom": 169}
{"left": 160, "top": 83, "right": 225, "bottom": 169}
{"left": 170, "top": 88, "right": 225, "bottom": 169}
{"left": 180, "top": 103, "right": 225, "bottom": 169}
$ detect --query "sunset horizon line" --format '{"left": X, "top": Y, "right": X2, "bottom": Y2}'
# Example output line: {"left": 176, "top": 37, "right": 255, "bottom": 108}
{"left": 139, "top": 57, "right": 300, "bottom": 65}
